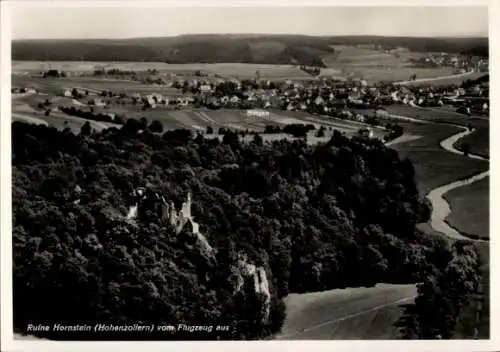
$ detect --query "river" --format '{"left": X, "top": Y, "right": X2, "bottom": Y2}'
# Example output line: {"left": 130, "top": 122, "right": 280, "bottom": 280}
{"left": 385, "top": 112, "right": 489, "bottom": 242}
{"left": 427, "top": 125, "right": 489, "bottom": 242}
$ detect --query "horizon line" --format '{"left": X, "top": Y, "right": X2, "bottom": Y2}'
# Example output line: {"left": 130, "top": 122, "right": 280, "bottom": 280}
{"left": 12, "top": 32, "right": 489, "bottom": 41}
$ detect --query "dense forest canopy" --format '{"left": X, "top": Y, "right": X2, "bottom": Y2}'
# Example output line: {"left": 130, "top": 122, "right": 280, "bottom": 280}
{"left": 12, "top": 35, "right": 488, "bottom": 63}
{"left": 12, "top": 120, "right": 476, "bottom": 340}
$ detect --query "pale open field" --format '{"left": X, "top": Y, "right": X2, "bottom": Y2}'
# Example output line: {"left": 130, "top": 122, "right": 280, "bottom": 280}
{"left": 322, "top": 45, "right": 457, "bottom": 82}
{"left": 276, "top": 284, "right": 417, "bottom": 340}
{"left": 12, "top": 61, "right": 330, "bottom": 80}
{"left": 400, "top": 72, "right": 486, "bottom": 86}
{"left": 444, "top": 176, "right": 489, "bottom": 239}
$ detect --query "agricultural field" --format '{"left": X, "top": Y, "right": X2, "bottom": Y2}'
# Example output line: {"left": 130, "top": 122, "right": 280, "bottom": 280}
{"left": 12, "top": 91, "right": 119, "bottom": 133}
{"left": 12, "top": 61, "right": 324, "bottom": 80}
{"left": 322, "top": 45, "right": 456, "bottom": 82}
{"left": 443, "top": 177, "right": 489, "bottom": 239}
{"left": 276, "top": 284, "right": 416, "bottom": 340}
{"left": 385, "top": 104, "right": 488, "bottom": 128}
{"left": 12, "top": 87, "right": 385, "bottom": 142}
{"left": 12, "top": 75, "right": 186, "bottom": 96}
{"left": 401, "top": 71, "right": 486, "bottom": 86}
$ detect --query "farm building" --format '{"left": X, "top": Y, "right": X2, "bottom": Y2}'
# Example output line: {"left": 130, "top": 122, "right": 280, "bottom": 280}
{"left": 246, "top": 109, "right": 270, "bottom": 118}
{"left": 200, "top": 85, "right": 212, "bottom": 94}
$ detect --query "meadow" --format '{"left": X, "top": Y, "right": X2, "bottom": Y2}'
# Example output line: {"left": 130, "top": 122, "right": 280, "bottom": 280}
{"left": 322, "top": 45, "right": 456, "bottom": 82}
{"left": 454, "top": 127, "right": 489, "bottom": 158}
{"left": 444, "top": 177, "right": 489, "bottom": 239}
{"left": 389, "top": 121, "right": 488, "bottom": 196}
{"left": 401, "top": 72, "right": 486, "bottom": 86}
{"left": 384, "top": 104, "right": 490, "bottom": 158}
{"left": 12, "top": 61, "right": 324, "bottom": 80}
{"left": 276, "top": 284, "right": 416, "bottom": 340}
{"left": 385, "top": 104, "right": 488, "bottom": 127}
{"left": 12, "top": 58, "right": 459, "bottom": 83}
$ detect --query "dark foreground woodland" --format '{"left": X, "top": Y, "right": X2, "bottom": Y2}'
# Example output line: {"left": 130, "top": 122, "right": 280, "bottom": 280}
{"left": 12, "top": 120, "right": 482, "bottom": 340}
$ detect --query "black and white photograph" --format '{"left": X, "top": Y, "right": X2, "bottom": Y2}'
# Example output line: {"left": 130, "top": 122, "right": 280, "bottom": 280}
{"left": 0, "top": 1, "right": 496, "bottom": 350}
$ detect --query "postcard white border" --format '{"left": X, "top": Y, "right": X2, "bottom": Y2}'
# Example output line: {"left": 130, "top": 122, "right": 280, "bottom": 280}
{"left": 1, "top": 0, "right": 498, "bottom": 351}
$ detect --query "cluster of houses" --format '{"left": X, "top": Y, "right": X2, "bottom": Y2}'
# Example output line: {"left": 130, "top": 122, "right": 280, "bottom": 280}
{"left": 11, "top": 87, "right": 37, "bottom": 94}
{"left": 15, "top": 68, "right": 490, "bottom": 123}
{"left": 54, "top": 75, "right": 488, "bottom": 119}
{"left": 410, "top": 54, "right": 489, "bottom": 72}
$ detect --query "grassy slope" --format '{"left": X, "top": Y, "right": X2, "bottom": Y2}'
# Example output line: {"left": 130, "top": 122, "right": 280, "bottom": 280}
{"left": 276, "top": 284, "right": 417, "bottom": 340}
{"left": 385, "top": 105, "right": 489, "bottom": 129}
{"left": 402, "top": 72, "right": 487, "bottom": 86}
{"left": 13, "top": 63, "right": 317, "bottom": 80}
{"left": 454, "top": 127, "right": 490, "bottom": 159}
{"left": 443, "top": 177, "right": 489, "bottom": 239}
{"left": 322, "top": 45, "right": 456, "bottom": 82}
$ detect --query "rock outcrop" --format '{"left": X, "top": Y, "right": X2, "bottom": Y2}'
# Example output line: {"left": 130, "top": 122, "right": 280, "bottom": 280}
{"left": 234, "top": 253, "right": 271, "bottom": 323}
{"left": 126, "top": 188, "right": 270, "bottom": 324}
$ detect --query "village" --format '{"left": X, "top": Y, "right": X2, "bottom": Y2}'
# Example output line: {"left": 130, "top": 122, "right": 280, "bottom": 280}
{"left": 11, "top": 62, "right": 489, "bottom": 133}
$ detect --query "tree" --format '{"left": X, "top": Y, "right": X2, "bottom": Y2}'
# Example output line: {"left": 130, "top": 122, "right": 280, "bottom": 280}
{"left": 149, "top": 120, "right": 164, "bottom": 133}
{"left": 80, "top": 121, "right": 92, "bottom": 136}
{"left": 253, "top": 134, "right": 264, "bottom": 147}
{"left": 316, "top": 126, "right": 326, "bottom": 138}
{"left": 206, "top": 126, "right": 214, "bottom": 135}
{"left": 139, "top": 117, "right": 149, "bottom": 130}
{"left": 462, "top": 143, "right": 471, "bottom": 156}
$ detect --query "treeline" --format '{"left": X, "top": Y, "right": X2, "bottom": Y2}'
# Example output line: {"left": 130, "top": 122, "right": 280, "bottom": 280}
{"left": 461, "top": 74, "right": 489, "bottom": 89}
{"left": 263, "top": 124, "right": 316, "bottom": 138}
{"left": 398, "top": 240, "right": 482, "bottom": 339}
{"left": 42, "top": 69, "right": 68, "bottom": 78}
{"left": 59, "top": 106, "right": 125, "bottom": 125}
{"left": 12, "top": 35, "right": 487, "bottom": 64}
{"left": 13, "top": 119, "right": 462, "bottom": 340}
{"left": 93, "top": 68, "right": 137, "bottom": 76}
{"left": 460, "top": 46, "right": 489, "bottom": 58}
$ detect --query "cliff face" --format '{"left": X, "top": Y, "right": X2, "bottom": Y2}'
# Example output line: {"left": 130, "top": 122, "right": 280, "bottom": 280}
{"left": 235, "top": 254, "right": 271, "bottom": 323}
{"left": 126, "top": 189, "right": 272, "bottom": 323}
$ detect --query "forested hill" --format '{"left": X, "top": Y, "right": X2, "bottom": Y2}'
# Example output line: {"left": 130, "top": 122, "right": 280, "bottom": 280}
{"left": 11, "top": 120, "right": 475, "bottom": 340}
{"left": 12, "top": 34, "right": 488, "bottom": 64}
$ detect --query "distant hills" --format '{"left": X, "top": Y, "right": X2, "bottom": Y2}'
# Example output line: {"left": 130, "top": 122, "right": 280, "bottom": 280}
{"left": 12, "top": 34, "right": 488, "bottom": 65}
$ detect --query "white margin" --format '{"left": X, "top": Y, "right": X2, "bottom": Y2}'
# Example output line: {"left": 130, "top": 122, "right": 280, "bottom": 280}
{"left": 1, "top": 0, "right": 498, "bottom": 351}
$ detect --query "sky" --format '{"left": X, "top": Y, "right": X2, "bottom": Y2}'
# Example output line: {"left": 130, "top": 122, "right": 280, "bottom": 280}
{"left": 11, "top": 6, "right": 488, "bottom": 39}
